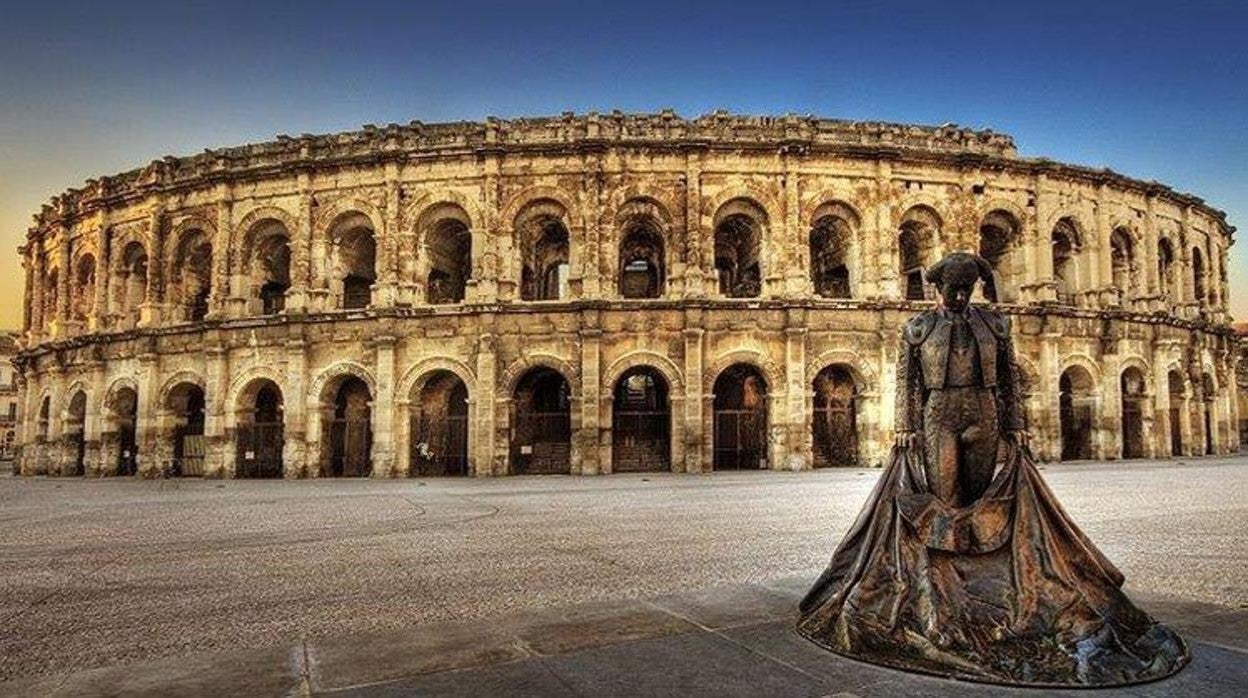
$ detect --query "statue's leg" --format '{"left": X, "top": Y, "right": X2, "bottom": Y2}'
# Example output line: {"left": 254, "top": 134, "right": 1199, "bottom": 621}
{"left": 923, "top": 390, "right": 959, "bottom": 505}
{"left": 958, "top": 391, "right": 1000, "bottom": 505}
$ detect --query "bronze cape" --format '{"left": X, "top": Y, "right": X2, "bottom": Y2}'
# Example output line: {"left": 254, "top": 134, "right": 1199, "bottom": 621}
{"left": 796, "top": 442, "right": 1190, "bottom": 686}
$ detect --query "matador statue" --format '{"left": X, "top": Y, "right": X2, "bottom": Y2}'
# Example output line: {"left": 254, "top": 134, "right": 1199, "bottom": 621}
{"left": 797, "top": 253, "right": 1188, "bottom": 687}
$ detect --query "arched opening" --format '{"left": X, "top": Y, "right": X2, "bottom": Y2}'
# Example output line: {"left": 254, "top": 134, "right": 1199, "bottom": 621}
{"left": 1051, "top": 218, "right": 1081, "bottom": 304}
{"left": 236, "top": 380, "right": 284, "bottom": 478}
{"left": 43, "top": 268, "right": 59, "bottom": 328}
{"left": 1167, "top": 370, "right": 1185, "bottom": 456}
{"left": 410, "top": 370, "right": 469, "bottom": 476}
{"left": 246, "top": 220, "right": 292, "bottom": 315}
{"left": 426, "top": 217, "right": 472, "bottom": 304}
{"left": 511, "top": 367, "right": 571, "bottom": 474}
{"left": 166, "top": 383, "right": 205, "bottom": 477}
{"left": 619, "top": 224, "right": 665, "bottom": 299}
{"left": 809, "top": 205, "right": 854, "bottom": 298}
{"left": 324, "top": 376, "right": 372, "bottom": 477}
{"left": 66, "top": 391, "right": 87, "bottom": 476}
{"left": 114, "top": 242, "right": 148, "bottom": 329}
{"left": 108, "top": 387, "right": 139, "bottom": 476}
{"left": 978, "top": 210, "right": 1020, "bottom": 302}
{"left": 332, "top": 214, "right": 377, "bottom": 310}
{"left": 812, "top": 365, "right": 858, "bottom": 467}
{"left": 1202, "top": 373, "right": 1215, "bottom": 455}
{"left": 518, "top": 202, "right": 571, "bottom": 301}
{"left": 713, "top": 202, "right": 763, "bottom": 298}
{"left": 37, "top": 395, "right": 50, "bottom": 442}
{"left": 1158, "top": 238, "right": 1176, "bottom": 301}
{"left": 1059, "top": 366, "right": 1095, "bottom": 461}
{"left": 1110, "top": 228, "right": 1135, "bottom": 301}
{"left": 712, "top": 364, "right": 768, "bottom": 470}
{"left": 611, "top": 367, "right": 670, "bottom": 472}
{"left": 899, "top": 206, "right": 940, "bottom": 300}
{"left": 1192, "top": 247, "right": 1206, "bottom": 304}
{"left": 1120, "top": 367, "right": 1147, "bottom": 459}
{"left": 70, "top": 255, "right": 96, "bottom": 324}
{"left": 170, "top": 230, "right": 213, "bottom": 322}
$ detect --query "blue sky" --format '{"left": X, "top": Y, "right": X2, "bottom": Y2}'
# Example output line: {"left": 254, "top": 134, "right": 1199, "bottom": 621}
{"left": 1, "top": 0, "right": 1244, "bottom": 326}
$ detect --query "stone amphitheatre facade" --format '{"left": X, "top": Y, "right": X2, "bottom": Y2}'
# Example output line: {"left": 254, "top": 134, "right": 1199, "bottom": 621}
{"left": 11, "top": 111, "right": 1241, "bottom": 479}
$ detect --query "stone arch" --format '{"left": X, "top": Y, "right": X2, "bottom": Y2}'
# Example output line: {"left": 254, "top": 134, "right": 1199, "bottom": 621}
{"left": 316, "top": 197, "right": 383, "bottom": 237}
{"left": 1058, "top": 354, "right": 1103, "bottom": 388}
{"left": 513, "top": 196, "right": 574, "bottom": 301}
{"left": 501, "top": 186, "right": 579, "bottom": 228}
{"left": 802, "top": 192, "right": 863, "bottom": 229}
{"left": 324, "top": 206, "right": 380, "bottom": 309}
{"left": 500, "top": 353, "right": 579, "bottom": 397}
{"left": 1118, "top": 356, "right": 1154, "bottom": 393}
{"left": 604, "top": 350, "right": 685, "bottom": 396}
{"left": 310, "top": 361, "right": 378, "bottom": 406}
{"left": 60, "top": 380, "right": 91, "bottom": 421}
{"left": 227, "top": 365, "right": 288, "bottom": 416}
{"left": 706, "top": 186, "right": 780, "bottom": 226}
{"left": 411, "top": 200, "right": 474, "bottom": 303}
{"left": 704, "top": 349, "right": 784, "bottom": 396}
{"left": 898, "top": 203, "right": 944, "bottom": 300}
{"left": 614, "top": 198, "right": 670, "bottom": 299}
{"left": 165, "top": 216, "right": 217, "bottom": 276}
{"left": 398, "top": 356, "right": 477, "bottom": 402}
{"left": 712, "top": 197, "right": 769, "bottom": 298}
{"left": 166, "top": 221, "right": 215, "bottom": 321}
{"left": 235, "top": 206, "right": 299, "bottom": 251}
{"left": 404, "top": 189, "right": 483, "bottom": 234}
{"left": 805, "top": 349, "right": 878, "bottom": 395}
{"left": 978, "top": 207, "right": 1024, "bottom": 302}
{"left": 103, "top": 376, "right": 141, "bottom": 411}
{"left": 158, "top": 370, "right": 207, "bottom": 408}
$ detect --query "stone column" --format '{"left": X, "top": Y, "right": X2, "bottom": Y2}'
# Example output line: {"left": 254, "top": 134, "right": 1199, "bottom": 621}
{"left": 93, "top": 222, "right": 111, "bottom": 332}
{"left": 283, "top": 179, "right": 312, "bottom": 313}
{"left": 204, "top": 345, "right": 229, "bottom": 477}
{"left": 577, "top": 151, "right": 604, "bottom": 300}
{"left": 474, "top": 329, "right": 498, "bottom": 475}
{"left": 372, "top": 334, "right": 397, "bottom": 477}
{"left": 874, "top": 163, "right": 895, "bottom": 298}
{"left": 83, "top": 360, "right": 106, "bottom": 475}
{"left": 1094, "top": 185, "right": 1112, "bottom": 307}
{"left": 211, "top": 190, "right": 235, "bottom": 319}
{"left": 55, "top": 233, "right": 70, "bottom": 338}
{"left": 1030, "top": 176, "right": 1056, "bottom": 302}
{"left": 682, "top": 321, "right": 705, "bottom": 472}
{"left": 579, "top": 320, "right": 602, "bottom": 475}
{"left": 782, "top": 150, "right": 806, "bottom": 297}
{"left": 783, "top": 320, "right": 808, "bottom": 470}
{"left": 136, "top": 351, "right": 160, "bottom": 476}
{"left": 141, "top": 206, "right": 165, "bottom": 327}
{"left": 1038, "top": 331, "right": 1060, "bottom": 461}
{"left": 284, "top": 336, "right": 308, "bottom": 477}
{"left": 682, "top": 147, "right": 709, "bottom": 298}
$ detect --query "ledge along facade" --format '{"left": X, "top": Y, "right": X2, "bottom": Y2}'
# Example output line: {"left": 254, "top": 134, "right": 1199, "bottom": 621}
{"left": 11, "top": 111, "right": 1241, "bottom": 478}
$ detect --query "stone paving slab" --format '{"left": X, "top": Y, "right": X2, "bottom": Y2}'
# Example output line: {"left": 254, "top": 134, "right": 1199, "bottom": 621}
{"left": 2, "top": 577, "right": 1244, "bottom": 697}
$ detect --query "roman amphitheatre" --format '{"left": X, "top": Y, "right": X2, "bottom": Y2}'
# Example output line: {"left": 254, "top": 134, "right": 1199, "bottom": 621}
{"left": 11, "top": 111, "right": 1239, "bottom": 479}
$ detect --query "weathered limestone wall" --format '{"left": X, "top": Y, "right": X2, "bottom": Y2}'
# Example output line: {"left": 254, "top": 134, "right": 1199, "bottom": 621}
{"left": 13, "top": 112, "right": 1240, "bottom": 477}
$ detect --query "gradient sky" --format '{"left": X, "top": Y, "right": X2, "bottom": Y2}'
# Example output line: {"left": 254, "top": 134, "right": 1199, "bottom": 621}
{"left": 2, "top": 1, "right": 1245, "bottom": 329}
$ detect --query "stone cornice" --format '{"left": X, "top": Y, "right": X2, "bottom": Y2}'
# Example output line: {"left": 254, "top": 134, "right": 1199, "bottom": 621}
{"left": 23, "top": 111, "right": 1233, "bottom": 242}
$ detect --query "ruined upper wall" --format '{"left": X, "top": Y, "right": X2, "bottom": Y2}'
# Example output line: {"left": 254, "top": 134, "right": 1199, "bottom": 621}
{"left": 23, "top": 111, "right": 1231, "bottom": 238}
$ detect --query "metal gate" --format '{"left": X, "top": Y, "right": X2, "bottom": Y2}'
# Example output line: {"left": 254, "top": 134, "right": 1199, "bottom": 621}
{"left": 329, "top": 418, "right": 372, "bottom": 477}
{"left": 410, "top": 413, "right": 468, "bottom": 477}
{"left": 174, "top": 430, "right": 206, "bottom": 476}
{"left": 1060, "top": 400, "right": 1093, "bottom": 461}
{"left": 236, "top": 422, "right": 284, "bottom": 478}
{"left": 713, "top": 408, "right": 766, "bottom": 470}
{"left": 612, "top": 410, "right": 669, "bottom": 473}
{"left": 812, "top": 404, "right": 858, "bottom": 467}
{"left": 1169, "top": 407, "right": 1182, "bottom": 456}
{"left": 512, "top": 411, "right": 570, "bottom": 475}
{"left": 1122, "top": 400, "right": 1144, "bottom": 459}
{"left": 118, "top": 426, "right": 138, "bottom": 476}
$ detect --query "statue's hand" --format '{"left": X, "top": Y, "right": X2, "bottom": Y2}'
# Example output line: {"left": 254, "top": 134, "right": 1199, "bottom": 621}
{"left": 895, "top": 430, "right": 920, "bottom": 450}
{"left": 1008, "top": 429, "right": 1032, "bottom": 447}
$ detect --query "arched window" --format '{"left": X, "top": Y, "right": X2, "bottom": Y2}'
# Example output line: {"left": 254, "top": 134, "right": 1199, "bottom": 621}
{"left": 809, "top": 204, "right": 855, "bottom": 299}
{"left": 66, "top": 391, "right": 87, "bottom": 476}
{"left": 170, "top": 230, "right": 213, "bottom": 321}
{"left": 713, "top": 200, "right": 765, "bottom": 299}
{"left": 978, "top": 210, "right": 1020, "bottom": 302}
{"left": 1120, "top": 367, "right": 1147, "bottom": 459}
{"left": 899, "top": 206, "right": 940, "bottom": 300}
{"left": 1192, "top": 247, "right": 1206, "bottom": 304}
{"left": 236, "top": 379, "right": 284, "bottom": 479}
{"left": 1167, "top": 370, "right": 1185, "bottom": 456}
{"left": 425, "top": 217, "right": 472, "bottom": 304}
{"left": 245, "top": 220, "right": 292, "bottom": 315}
{"left": 166, "top": 383, "right": 205, "bottom": 476}
{"left": 511, "top": 367, "right": 572, "bottom": 474}
{"left": 1051, "top": 218, "right": 1081, "bottom": 304}
{"left": 517, "top": 201, "right": 571, "bottom": 301}
{"left": 43, "top": 268, "right": 59, "bottom": 326}
{"left": 323, "top": 376, "right": 372, "bottom": 476}
{"left": 812, "top": 365, "right": 858, "bottom": 467}
{"left": 1059, "top": 366, "right": 1096, "bottom": 461}
{"left": 1110, "top": 227, "right": 1135, "bottom": 301}
{"left": 410, "top": 370, "right": 470, "bottom": 476}
{"left": 712, "top": 363, "right": 769, "bottom": 470}
{"left": 114, "top": 242, "right": 148, "bottom": 328}
{"left": 330, "top": 213, "right": 377, "bottom": 310}
{"left": 1157, "top": 238, "right": 1176, "bottom": 301}
{"left": 71, "top": 255, "right": 96, "bottom": 324}
{"left": 619, "top": 223, "right": 665, "bottom": 299}
{"left": 611, "top": 367, "right": 670, "bottom": 472}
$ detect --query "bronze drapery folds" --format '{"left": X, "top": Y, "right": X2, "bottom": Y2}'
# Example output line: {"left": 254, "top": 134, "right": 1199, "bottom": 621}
{"left": 797, "top": 253, "right": 1188, "bottom": 687}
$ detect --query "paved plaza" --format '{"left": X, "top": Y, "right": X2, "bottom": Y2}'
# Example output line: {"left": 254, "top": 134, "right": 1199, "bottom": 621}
{"left": 1, "top": 456, "right": 1245, "bottom": 695}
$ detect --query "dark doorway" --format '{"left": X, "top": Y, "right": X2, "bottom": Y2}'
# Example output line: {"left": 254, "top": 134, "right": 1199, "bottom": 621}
{"left": 1168, "top": 370, "right": 1185, "bottom": 456}
{"left": 411, "top": 371, "right": 469, "bottom": 477}
{"left": 327, "top": 377, "right": 372, "bottom": 477}
{"left": 67, "top": 391, "right": 87, "bottom": 476}
{"left": 237, "top": 381, "right": 284, "bottom": 478}
{"left": 1120, "top": 368, "right": 1146, "bottom": 459}
{"left": 1059, "top": 368, "right": 1094, "bottom": 461}
{"left": 113, "top": 388, "right": 139, "bottom": 476}
{"left": 512, "top": 367, "right": 571, "bottom": 474}
{"left": 611, "top": 367, "right": 670, "bottom": 473}
{"left": 168, "top": 384, "right": 206, "bottom": 476}
{"left": 812, "top": 365, "right": 858, "bottom": 467}
{"left": 713, "top": 364, "right": 768, "bottom": 470}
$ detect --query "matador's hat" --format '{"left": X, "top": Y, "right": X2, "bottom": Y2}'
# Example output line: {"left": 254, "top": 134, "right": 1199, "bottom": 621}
{"left": 924, "top": 252, "right": 993, "bottom": 286}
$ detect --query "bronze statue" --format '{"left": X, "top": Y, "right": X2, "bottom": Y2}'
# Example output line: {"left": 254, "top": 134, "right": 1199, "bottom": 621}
{"left": 797, "top": 253, "right": 1189, "bottom": 687}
